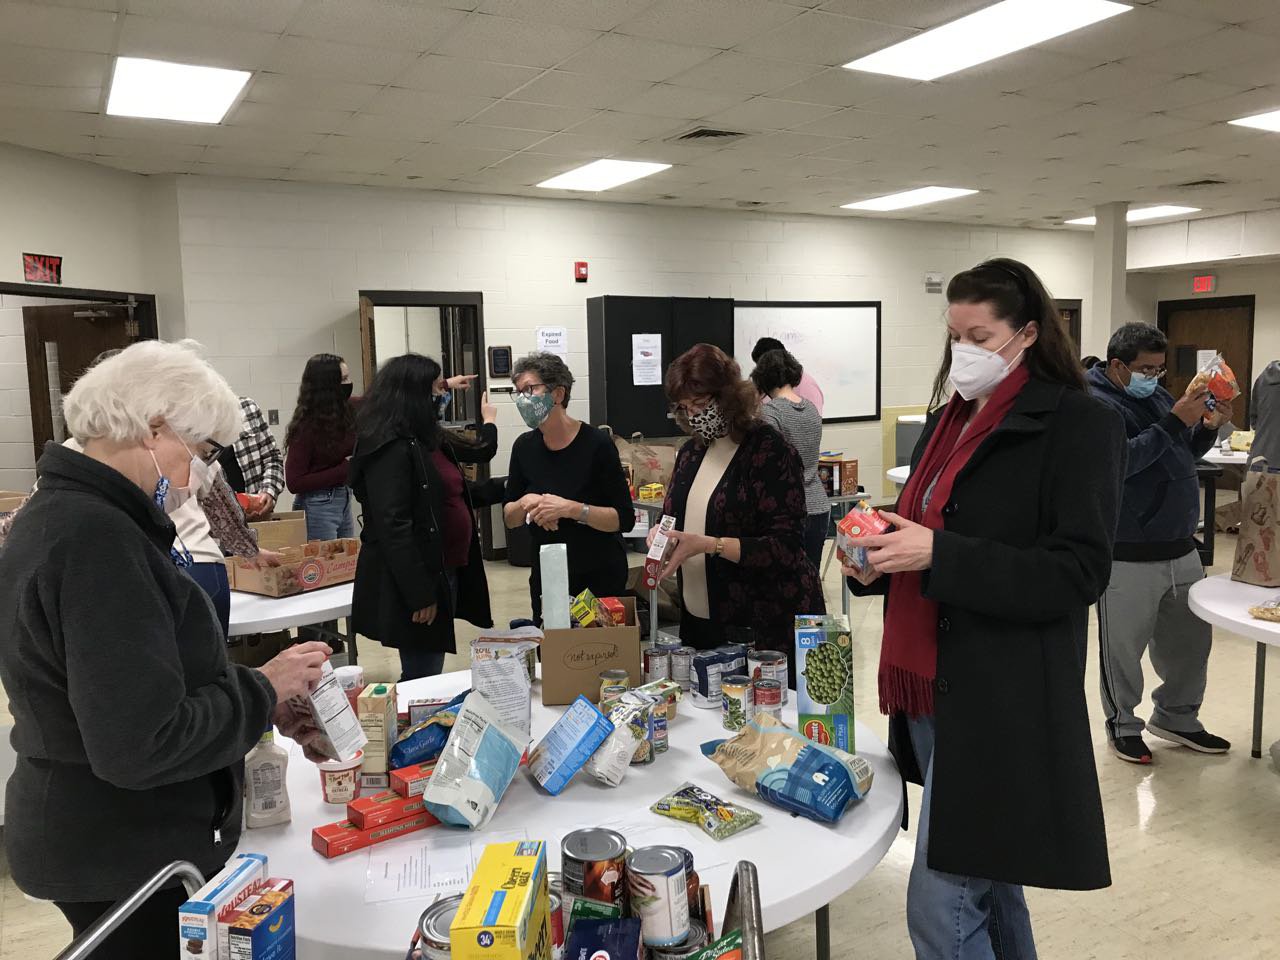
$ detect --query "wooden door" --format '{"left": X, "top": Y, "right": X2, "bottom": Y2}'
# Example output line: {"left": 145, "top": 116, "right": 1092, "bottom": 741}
{"left": 1055, "top": 299, "right": 1082, "bottom": 355}
{"left": 23, "top": 302, "right": 139, "bottom": 458}
{"left": 1159, "top": 297, "right": 1255, "bottom": 423}
{"left": 358, "top": 294, "right": 377, "bottom": 391}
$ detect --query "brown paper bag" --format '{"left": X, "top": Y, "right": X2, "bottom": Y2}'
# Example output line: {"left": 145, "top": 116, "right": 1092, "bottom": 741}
{"left": 611, "top": 432, "right": 684, "bottom": 489}
{"left": 1231, "top": 462, "right": 1280, "bottom": 586}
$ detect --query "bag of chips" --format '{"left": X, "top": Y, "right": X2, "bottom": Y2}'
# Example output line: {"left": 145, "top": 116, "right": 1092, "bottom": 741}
{"left": 650, "top": 782, "right": 761, "bottom": 840}
{"left": 700, "top": 713, "right": 873, "bottom": 824}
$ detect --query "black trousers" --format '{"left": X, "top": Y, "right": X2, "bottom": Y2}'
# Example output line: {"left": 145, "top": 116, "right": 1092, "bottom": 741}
{"left": 56, "top": 886, "right": 188, "bottom": 959}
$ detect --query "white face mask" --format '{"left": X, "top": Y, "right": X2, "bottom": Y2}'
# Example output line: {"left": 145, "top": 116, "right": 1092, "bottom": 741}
{"left": 948, "top": 331, "right": 1024, "bottom": 401}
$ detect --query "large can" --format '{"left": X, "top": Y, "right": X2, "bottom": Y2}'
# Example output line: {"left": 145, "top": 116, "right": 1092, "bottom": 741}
{"left": 561, "top": 828, "right": 628, "bottom": 916}
{"left": 651, "top": 919, "right": 710, "bottom": 960}
{"left": 674, "top": 847, "right": 699, "bottom": 919}
{"left": 690, "top": 651, "right": 724, "bottom": 708}
{"left": 748, "top": 650, "right": 789, "bottom": 704}
{"left": 669, "top": 646, "right": 695, "bottom": 691}
{"left": 598, "top": 669, "right": 631, "bottom": 701}
{"left": 627, "top": 846, "right": 691, "bottom": 947}
{"left": 752, "top": 678, "right": 783, "bottom": 721}
{"left": 415, "top": 893, "right": 464, "bottom": 959}
{"left": 644, "top": 647, "right": 671, "bottom": 683}
{"left": 715, "top": 643, "right": 747, "bottom": 676}
{"left": 721, "top": 674, "right": 754, "bottom": 731}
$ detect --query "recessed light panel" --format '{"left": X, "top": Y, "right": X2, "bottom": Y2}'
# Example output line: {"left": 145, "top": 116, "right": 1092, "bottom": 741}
{"left": 842, "top": 186, "right": 978, "bottom": 212}
{"left": 537, "top": 159, "right": 672, "bottom": 192}
{"left": 1065, "top": 205, "right": 1200, "bottom": 225}
{"left": 1229, "top": 109, "right": 1280, "bottom": 133}
{"left": 106, "top": 57, "right": 250, "bottom": 124}
{"left": 844, "top": 0, "right": 1131, "bottom": 82}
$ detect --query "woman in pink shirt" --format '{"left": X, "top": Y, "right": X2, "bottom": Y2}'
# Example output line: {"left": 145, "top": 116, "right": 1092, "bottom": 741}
{"left": 751, "top": 337, "right": 824, "bottom": 414}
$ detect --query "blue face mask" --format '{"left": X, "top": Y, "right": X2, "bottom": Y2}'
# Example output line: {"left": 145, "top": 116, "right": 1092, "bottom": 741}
{"left": 1125, "top": 371, "right": 1158, "bottom": 399}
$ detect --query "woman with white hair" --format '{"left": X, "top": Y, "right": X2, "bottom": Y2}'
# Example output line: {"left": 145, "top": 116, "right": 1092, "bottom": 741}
{"left": 0, "top": 341, "right": 331, "bottom": 958}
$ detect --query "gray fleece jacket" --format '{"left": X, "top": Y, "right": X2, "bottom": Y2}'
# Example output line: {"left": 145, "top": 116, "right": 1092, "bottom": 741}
{"left": 0, "top": 443, "right": 275, "bottom": 902}
{"left": 1250, "top": 361, "right": 1280, "bottom": 467}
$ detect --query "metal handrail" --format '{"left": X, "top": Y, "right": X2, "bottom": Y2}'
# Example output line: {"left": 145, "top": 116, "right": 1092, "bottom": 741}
{"left": 53, "top": 860, "right": 205, "bottom": 960}
{"left": 722, "top": 860, "right": 767, "bottom": 960}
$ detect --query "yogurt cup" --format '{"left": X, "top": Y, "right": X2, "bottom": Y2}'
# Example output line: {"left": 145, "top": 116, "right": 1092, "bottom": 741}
{"left": 317, "top": 749, "right": 363, "bottom": 805}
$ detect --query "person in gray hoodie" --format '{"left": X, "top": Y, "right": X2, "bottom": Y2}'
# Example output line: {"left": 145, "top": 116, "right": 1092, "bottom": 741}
{"left": 1250, "top": 360, "right": 1280, "bottom": 465}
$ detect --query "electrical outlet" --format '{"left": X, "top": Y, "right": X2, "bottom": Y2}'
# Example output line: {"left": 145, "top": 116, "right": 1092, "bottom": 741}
{"left": 268, "top": 409, "right": 279, "bottom": 425}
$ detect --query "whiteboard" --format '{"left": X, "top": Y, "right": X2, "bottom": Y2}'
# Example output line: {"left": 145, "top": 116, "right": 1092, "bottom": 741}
{"left": 734, "top": 301, "right": 881, "bottom": 422}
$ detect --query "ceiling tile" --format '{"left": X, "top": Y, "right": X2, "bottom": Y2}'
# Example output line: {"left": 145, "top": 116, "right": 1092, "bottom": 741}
{"left": 815, "top": 0, "right": 995, "bottom": 30}
{"left": 559, "top": 34, "right": 720, "bottom": 83}
{"left": 613, "top": 84, "right": 746, "bottom": 121}
{"left": 228, "top": 102, "right": 354, "bottom": 134}
{"left": 1123, "top": 25, "right": 1280, "bottom": 78}
{"left": 1145, "top": 0, "right": 1274, "bottom": 24}
{"left": 946, "top": 49, "right": 1096, "bottom": 94}
{"left": 476, "top": 0, "right": 640, "bottom": 31}
{"left": 358, "top": 87, "right": 494, "bottom": 124}
{"left": 285, "top": 0, "right": 468, "bottom": 50}
{"left": 524, "top": 131, "right": 645, "bottom": 160}
{"left": 244, "top": 75, "right": 381, "bottom": 113}
{"left": 0, "top": 127, "right": 98, "bottom": 154}
{"left": 485, "top": 151, "right": 595, "bottom": 182}
{"left": 204, "top": 127, "right": 328, "bottom": 153}
{"left": 790, "top": 106, "right": 916, "bottom": 139}
{"left": 292, "top": 152, "right": 397, "bottom": 175}
{"left": 0, "top": 82, "right": 101, "bottom": 112}
{"left": 193, "top": 162, "right": 293, "bottom": 179}
{"left": 766, "top": 67, "right": 908, "bottom": 107}
{"left": 515, "top": 71, "right": 654, "bottom": 110}
{"left": 0, "top": 42, "right": 107, "bottom": 86}
{"left": 565, "top": 110, "right": 687, "bottom": 141}
{"left": 392, "top": 142, "right": 511, "bottom": 177}
{"left": 732, "top": 12, "right": 914, "bottom": 66}
{"left": 469, "top": 99, "right": 599, "bottom": 132}
{"left": 444, "top": 123, "right": 551, "bottom": 151}
{"left": 1120, "top": 75, "right": 1250, "bottom": 114}
{"left": 118, "top": 14, "right": 280, "bottom": 71}
{"left": 202, "top": 145, "right": 310, "bottom": 168}
{"left": 701, "top": 97, "right": 840, "bottom": 132}
{"left": 0, "top": 2, "right": 118, "bottom": 54}
{"left": 616, "top": 0, "right": 802, "bottom": 49}
{"left": 393, "top": 55, "right": 541, "bottom": 97}
{"left": 335, "top": 112, "right": 454, "bottom": 141}
{"left": 667, "top": 52, "right": 821, "bottom": 96}
{"left": 1017, "top": 61, "right": 1179, "bottom": 107}
{"left": 307, "top": 134, "right": 417, "bottom": 160}
{"left": 1165, "top": 85, "right": 1280, "bottom": 123}
{"left": 92, "top": 136, "right": 208, "bottom": 162}
{"left": 265, "top": 36, "right": 419, "bottom": 85}
{"left": 432, "top": 14, "right": 601, "bottom": 67}
{"left": 1039, "top": 5, "right": 1221, "bottom": 61}
{"left": 1243, "top": 12, "right": 1280, "bottom": 38}
{"left": 96, "top": 114, "right": 222, "bottom": 144}
{"left": 124, "top": 0, "right": 306, "bottom": 33}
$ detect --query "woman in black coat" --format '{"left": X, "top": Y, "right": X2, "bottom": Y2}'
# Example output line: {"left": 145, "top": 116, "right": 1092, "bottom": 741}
{"left": 349, "top": 354, "right": 499, "bottom": 681}
{"left": 847, "top": 259, "right": 1125, "bottom": 959}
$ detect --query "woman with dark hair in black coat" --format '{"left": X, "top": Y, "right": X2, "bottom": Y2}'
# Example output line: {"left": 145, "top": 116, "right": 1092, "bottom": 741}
{"left": 349, "top": 354, "right": 500, "bottom": 680}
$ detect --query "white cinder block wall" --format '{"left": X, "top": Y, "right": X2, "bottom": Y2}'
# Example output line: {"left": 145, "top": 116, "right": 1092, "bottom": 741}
{"left": 174, "top": 176, "right": 1095, "bottom": 501}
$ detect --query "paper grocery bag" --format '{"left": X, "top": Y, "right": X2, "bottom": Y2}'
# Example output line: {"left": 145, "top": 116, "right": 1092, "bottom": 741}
{"left": 1232, "top": 460, "right": 1280, "bottom": 586}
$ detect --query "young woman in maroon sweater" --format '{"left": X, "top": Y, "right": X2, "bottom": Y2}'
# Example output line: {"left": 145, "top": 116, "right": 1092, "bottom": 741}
{"left": 285, "top": 353, "right": 358, "bottom": 541}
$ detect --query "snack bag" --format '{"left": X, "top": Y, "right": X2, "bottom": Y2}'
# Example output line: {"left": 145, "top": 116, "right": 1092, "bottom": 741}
{"left": 689, "top": 929, "right": 743, "bottom": 960}
{"left": 389, "top": 690, "right": 468, "bottom": 769}
{"left": 421, "top": 693, "right": 524, "bottom": 828}
{"left": 650, "top": 782, "right": 761, "bottom": 840}
{"left": 565, "top": 918, "right": 643, "bottom": 960}
{"left": 1188, "top": 353, "right": 1241, "bottom": 415}
{"left": 834, "top": 502, "right": 890, "bottom": 574}
{"left": 472, "top": 644, "right": 535, "bottom": 739}
{"left": 700, "top": 713, "right": 873, "bottom": 824}
{"left": 584, "top": 695, "right": 654, "bottom": 787}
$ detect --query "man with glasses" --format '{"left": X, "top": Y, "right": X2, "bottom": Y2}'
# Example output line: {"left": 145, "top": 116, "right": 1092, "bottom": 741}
{"left": 1088, "top": 322, "right": 1232, "bottom": 763}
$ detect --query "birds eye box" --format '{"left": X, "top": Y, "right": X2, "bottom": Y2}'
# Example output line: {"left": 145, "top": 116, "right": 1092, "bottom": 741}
{"left": 795, "top": 614, "right": 854, "bottom": 753}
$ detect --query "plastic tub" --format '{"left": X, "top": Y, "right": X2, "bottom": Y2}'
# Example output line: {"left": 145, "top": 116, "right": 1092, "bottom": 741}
{"left": 317, "top": 749, "right": 363, "bottom": 805}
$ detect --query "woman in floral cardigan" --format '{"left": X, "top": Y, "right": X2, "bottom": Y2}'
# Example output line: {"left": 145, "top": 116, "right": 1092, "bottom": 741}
{"left": 654, "top": 344, "right": 825, "bottom": 678}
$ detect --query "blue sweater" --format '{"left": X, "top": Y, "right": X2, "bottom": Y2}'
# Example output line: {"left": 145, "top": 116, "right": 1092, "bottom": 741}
{"left": 1087, "top": 365, "right": 1216, "bottom": 560}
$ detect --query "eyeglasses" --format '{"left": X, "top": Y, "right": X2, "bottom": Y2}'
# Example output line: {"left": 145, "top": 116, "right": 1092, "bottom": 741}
{"left": 671, "top": 396, "right": 712, "bottom": 417}
{"left": 197, "top": 439, "right": 225, "bottom": 465}
{"left": 513, "top": 383, "right": 551, "bottom": 398}
{"left": 1126, "top": 362, "right": 1167, "bottom": 378}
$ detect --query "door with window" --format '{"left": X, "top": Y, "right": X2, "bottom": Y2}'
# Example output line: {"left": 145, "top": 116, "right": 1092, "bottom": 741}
{"left": 1158, "top": 296, "right": 1255, "bottom": 424}
{"left": 24, "top": 302, "right": 142, "bottom": 458}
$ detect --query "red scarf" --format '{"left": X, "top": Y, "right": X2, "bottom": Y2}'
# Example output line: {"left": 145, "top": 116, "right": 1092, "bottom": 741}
{"left": 879, "top": 366, "right": 1030, "bottom": 717}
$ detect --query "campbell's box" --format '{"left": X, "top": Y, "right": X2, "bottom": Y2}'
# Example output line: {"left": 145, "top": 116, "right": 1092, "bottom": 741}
{"left": 642, "top": 515, "right": 677, "bottom": 591}
{"left": 311, "top": 811, "right": 440, "bottom": 859}
{"left": 230, "top": 538, "right": 360, "bottom": 597}
{"left": 221, "top": 878, "right": 295, "bottom": 960}
{"left": 795, "top": 614, "right": 855, "bottom": 753}
{"left": 177, "top": 852, "right": 268, "bottom": 960}
{"left": 390, "top": 761, "right": 436, "bottom": 798}
{"left": 347, "top": 790, "right": 427, "bottom": 830}
{"left": 452, "top": 841, "right": 551, "bottom": 960}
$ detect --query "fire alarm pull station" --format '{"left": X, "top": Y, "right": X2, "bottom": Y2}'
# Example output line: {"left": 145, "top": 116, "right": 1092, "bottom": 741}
{"left": 574, "top": 261, "right": 588, "bottom": 283}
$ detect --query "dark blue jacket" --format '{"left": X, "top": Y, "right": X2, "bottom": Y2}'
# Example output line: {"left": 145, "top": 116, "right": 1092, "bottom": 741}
{"left": 1087, "top": 365, "right": 1216, "bottom": 560}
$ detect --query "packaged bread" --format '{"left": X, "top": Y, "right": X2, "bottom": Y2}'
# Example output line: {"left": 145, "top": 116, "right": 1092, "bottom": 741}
{"left": 1187, "top": 354, "right": 1240, "bottom": 406}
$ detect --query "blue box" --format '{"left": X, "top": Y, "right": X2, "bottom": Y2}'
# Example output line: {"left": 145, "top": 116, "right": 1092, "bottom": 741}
{"left": 528, "top": 695, "right": 614, "bottom": 795}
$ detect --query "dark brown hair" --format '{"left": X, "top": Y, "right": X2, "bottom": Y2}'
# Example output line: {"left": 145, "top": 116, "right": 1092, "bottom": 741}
{"left": 286, "top": 353, "right": 355, "bottom": 455}
{"left": 665, "top": 343, "right": 760, "bottom": 444}
{"left": 750, "top": 348, "right": 803, "bottom": 395}
{"left": 929, "top": 257, "right": 1084, "bottom": 410}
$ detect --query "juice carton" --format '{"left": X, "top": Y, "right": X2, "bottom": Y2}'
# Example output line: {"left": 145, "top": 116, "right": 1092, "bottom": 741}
{"left": 358, "top": 682, "right": 397, "bottom": 776}
{"left": 795, "top": 614, "right": 854, "bottom": 752}
{"left": 451, "top": 841, "right": 551, "bottom": 960}
{"left": 834, "top": 503, "right": 890, "bottom": 575}
{"left": 643, "top": 515, "right": 677, "bottom": 591}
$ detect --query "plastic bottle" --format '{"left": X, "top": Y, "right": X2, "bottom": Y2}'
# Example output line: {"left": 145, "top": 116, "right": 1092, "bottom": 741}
{"left": 244, "top": 726, "right": 291, "bottom": 828}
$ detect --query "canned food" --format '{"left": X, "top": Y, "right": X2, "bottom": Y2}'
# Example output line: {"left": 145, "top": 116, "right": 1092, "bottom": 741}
{"left": 561, "top": 828, "right": 628, "bottom": 916}
{"left": 549, "top": 889, "right": 564, "bottom": 959}
{"left": 721, "top": 674, "right": 754, "bottom": 731}
{"left": 417, "top": 893, "right": 464, "bottom": 959}
{"left": 674, "top": 848, "right": 698, "bottom": 918}
{"left": 600, "top": 684, "right": 628, "bottom": 714}
{"left": 599, "top": 668, "right": 630, "bottom": 690}
{"left": 644, "top": 648, "right": 671, "bottom": 683}
{"left": 656, "top": 640, "right": 682, "bottom": 653}
{"left": 691, "top": 651, "right": 724, "bottom": 708}
{"left": 627, "top": 846, "right": 691, "bottom": 947}
{"left": 715, "top": 643, "right": 747, "bottom": 675}
{"left": 748, "top": 650, "right": 789, "bottom": 704}
{"left": 651, "top": 919, "right": 710, "bottom": 960}
{"left": 753, "top": 678, "right": 783, "bottom": 720}
{"left": 651, "top": 697, "right": 669, "bottom": 754}
{"left": 669, "top": 646, "right": 695, "bottom": 690}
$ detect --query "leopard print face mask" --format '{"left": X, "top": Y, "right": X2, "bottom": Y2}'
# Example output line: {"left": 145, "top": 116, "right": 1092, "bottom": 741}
{"left": 688, "top": 399, "right": 729, "bottom": 442}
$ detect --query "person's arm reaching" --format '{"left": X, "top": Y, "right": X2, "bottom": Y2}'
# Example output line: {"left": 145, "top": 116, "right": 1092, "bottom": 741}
{"left": 1123, "top": 389, "right": 1209, "bottom": 477}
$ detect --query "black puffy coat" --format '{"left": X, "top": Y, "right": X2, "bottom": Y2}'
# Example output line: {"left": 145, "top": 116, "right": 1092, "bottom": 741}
{"left": 856, "top": 378, "right": 1125, "bottom": 891}
{"left": 349, "top": 424, "right": 499, "bottom": 654}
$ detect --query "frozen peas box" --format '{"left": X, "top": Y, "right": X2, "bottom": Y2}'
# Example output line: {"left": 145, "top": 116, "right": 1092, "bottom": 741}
{"left": 795, "top": 614, "right": 855, "bottom": 752}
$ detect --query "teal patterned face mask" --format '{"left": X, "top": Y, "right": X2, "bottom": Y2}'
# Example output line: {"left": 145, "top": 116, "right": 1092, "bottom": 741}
{"left": 515, "top": 390, "right": 556, "bottom": 428}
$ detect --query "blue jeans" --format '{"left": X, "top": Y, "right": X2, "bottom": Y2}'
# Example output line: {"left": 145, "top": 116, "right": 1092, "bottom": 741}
{"left": 398, "top": 570, "right": 457, "bottom": 682}
{"left": 293, "top": 486, "right": 355, "bottom": 541}
{"left": 906, "top": 717, "right": 1037, "bottom": 960}
{"left": 186, "top": 562, "right": 230, "bottom": 638}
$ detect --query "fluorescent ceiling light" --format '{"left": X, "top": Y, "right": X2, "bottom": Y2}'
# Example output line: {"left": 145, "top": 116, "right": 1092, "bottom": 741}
{"left": 1229, "top": 109, "right": 1280, "bottom": 132}
{"left": 841, "top": 186, "right": 977, "bottom": 212}
{"left": 1064, "top": 205, "right": 1200, "bottom": 225}
{"left": 537, "top": 159, "right": 672, "bottom": 192}
{"left": 844, "top": 0, "right": 1131, "bottom": 81}
{"left": 107, "top": 57, "right": 250, "bottom": 124}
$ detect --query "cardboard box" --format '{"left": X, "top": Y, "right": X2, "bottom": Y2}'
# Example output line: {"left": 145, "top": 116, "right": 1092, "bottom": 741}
{"left": 540, "top": 597, "right": 642, "bottom": 706}
{"left": 177, "top": 852, "right": 268, "bottom": 960}
{"left": 310, "top": 811, "right": 439, "bottom": 859}
{"left": 528, "top": 696, "right": 614, "bottom": 795}
{"left": 347, "top": 789, "right": 427, "bottom": 830}
{"left": 230, "top": 539, "right": 360, "bottom": 597}
{"left": 357, "top": 683, "right": 397, "bottom": 775}
{"left": 390, "top": 762, "right": 436, "bottom": 798}
{"left": 816, "top": 454, "right": 859, "bottom": 499}
{"left": 221, "top": 878, "right": 294, "bottom": 960}
{"left": 249, "top": 510, "right": 308, "bottom": 551}
{"left": 452, "top": 841, "right": 551, "bottom": 960}
{"left": 795, "top": 614, "right": 854, "bottom": 753}
{"left": 839, "top": 458, "right": 859, "bottom": 496}
{"left": 291, "top": 659, "right": 367, "bottom": 762}
{"left": 834, "top": 504, "right": 889, "bottom": 574}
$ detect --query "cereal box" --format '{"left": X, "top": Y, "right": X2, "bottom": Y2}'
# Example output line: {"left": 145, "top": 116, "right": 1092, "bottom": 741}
{"left": 795, "top": 614, "right": 854, "bottom": 752}
{"left": 177, "top": 853, "right": 268, "bottom": 960}
{"left": 451, "top": 841, "right": 552, "bottom": 960}
{"left": 221, "top": 878, "right": 295, "bottom": 960}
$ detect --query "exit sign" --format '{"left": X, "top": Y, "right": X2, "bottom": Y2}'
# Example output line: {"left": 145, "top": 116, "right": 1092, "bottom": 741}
{"left": 22, "top": 252, "right": 62, "bottom": 284}
{"left": 1192, "top": 274, "right": 1216, "bottom": 294}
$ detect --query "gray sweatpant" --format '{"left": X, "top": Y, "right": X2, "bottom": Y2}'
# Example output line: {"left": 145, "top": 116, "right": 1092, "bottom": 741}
{"left": 1097, "top": 551, "right": 1212, "bottom": 740}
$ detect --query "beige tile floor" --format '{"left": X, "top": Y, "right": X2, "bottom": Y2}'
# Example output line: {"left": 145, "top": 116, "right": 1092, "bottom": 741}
{"left": 3, "top": 539, "right": 1279, "bottom": 959}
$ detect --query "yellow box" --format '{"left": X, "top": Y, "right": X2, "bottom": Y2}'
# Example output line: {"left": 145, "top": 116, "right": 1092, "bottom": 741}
{"left": 638, "top": 483, "right": 666, "bottom": 503}
{"left": 570, "top": 588, "right": 602, "bottom": 628}
{"left": 451, "top": 841, "right": 551, "bottom": 960}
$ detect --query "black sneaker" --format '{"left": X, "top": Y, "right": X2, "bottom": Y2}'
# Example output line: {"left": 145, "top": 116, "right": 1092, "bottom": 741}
{"left": 1147, "top": 724, "right": 1231, "bottom": 754}
{"left": 1109, "top": 735, "right": 1153, "bottom": 764}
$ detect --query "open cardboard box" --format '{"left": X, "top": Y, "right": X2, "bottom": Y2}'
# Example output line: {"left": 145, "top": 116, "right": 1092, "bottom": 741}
{"left": 229, "top": 538, "right": 360, "bottom": 597}
{"left": 540, "top": 595, "right": 641, "bottom": 706}
{"left": 0, "top": 490, "right": 28, "bottom": 513}
{"left": 250, "top": 510, "right": 308, "bottom": 550}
